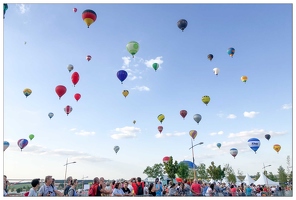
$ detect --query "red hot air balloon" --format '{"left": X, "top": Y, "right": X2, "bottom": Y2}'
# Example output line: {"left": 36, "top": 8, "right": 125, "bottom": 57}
{"left": 64, "top": 105, "right": 72, "bottom": 116}
{"left": 73, "top": 8, "right": 77, "bottom": 12}
{"left": 55, "top": 85, "right": 67, "bottom": 100}
{"left": 86, "top": 55, "right": 92, "bottom": 61}
{"left": 180, "top": 110, "right": 187, "bottom": 119}
{"left": 74, "top": 93, "right": 81, "bottom": 102}
{"left": 158, "top": 126, "right": 163, "bottom": 134}
{"left": 71, "top": 72, "right": 80, "bottom": 87}
{"left": 163, "top": 156, "right": 170, "bottom": 163}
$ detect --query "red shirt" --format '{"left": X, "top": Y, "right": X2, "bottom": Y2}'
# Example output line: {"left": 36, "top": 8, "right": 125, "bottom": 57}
{"left": 132, "top": 182, "right": 145, "bottom": 195}
{"left": 191, "top": 183, "right": 201, "bottom": 195}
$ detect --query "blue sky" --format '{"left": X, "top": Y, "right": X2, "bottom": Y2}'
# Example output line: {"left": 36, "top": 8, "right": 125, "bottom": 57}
{"left": 1, "top": 2, "right": 293, "bottom": 181}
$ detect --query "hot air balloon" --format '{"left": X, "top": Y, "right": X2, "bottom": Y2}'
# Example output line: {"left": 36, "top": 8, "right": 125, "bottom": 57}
{"left": 157, "top": 114, "right": 165, "bottom": 124}
{"left": 122, "top": 90, "right": 129, "bottom": 98}
{"left": 55, "top": 85, "right": 67, "bottom": 99}
{"left": 67, "top": 64, "right": 74, "bottom": 73}
{"left": 73, "top": 8, "right": 77, "bottom": 12}
{"left": 193, "top": 114, "right": 202, "bottom": 124}
{"left": 213, "top": 68, "right": 220, "bottom": 76}
{"left": 71, "top": 72, "right": 80, "bottom": 87}
{"left": 227, "top": 47, "right": 235, "bottom": 57}
{"left": 180, "top": 110, "right": 187, "bottom": 119}
{"left": 23, "top": 88, "right": 32, "bottom": 98}
{"left": 3, "top": 3, "right": 8, "bottom": 19}
{"left": 117, "top": 70, "right": 128, "bottom": 84}
{"left": 133, "top": 120, "right": 136, "bottom": 124}
{"left": 17, "top": 139, "right": 28, "bottom": 151}
{"left": 158, "top": 126, "right": 163, "bottom": 134}
{"left": 248, "top": 138, "right": 260, "bottom": 154}
{"left": 265, "top": 134, "right": 271, "bottom": 141}
{"left": 202, "top": 95, "right": 210, "bottom": 106}
{"left": 114, "top": 146, "right": 120, "bottom": 154}
{"left": 189, "top": 130, "right": 197, "bottom": 140}
{"left": 64, "top": 105, "right": 73, "bottom": 116}
{"left": 207, "top": 54, "right": 214, "bottom": 61}
{"left": 24, "top": 41, "right": 27, "bottom": 45}
{"left": 82, "top": 9, "right": 97, "bottom": 28}
{"left": 74, "top": 93, "right": 81, "bottom": 102}
{"left": 177, "top": 19, "right": 188, "bottom": 32}
{"left": 48, "top": 112, "right": 54, "bottom": 119}
{"left": 163, "top": 156, "right": 170, "bottom": 163}
{"left": 273, "top": 144, "right": 281, "bottom": 153}
{"left": 217, "top": 143, "right": 221, "bottom": 149}
{"left": 230, "top": 148, "right": 238, "bottom": 159}
{"left": 29, "top": 134, "right": 34, "bottom": 141}
{"left": 152, "top": 63, "right": 159, "bottom": 72}
{"left": 126, "top": 41, "right": 139, "bottom": 58}
{"left": 86, "top": 55, "right": 92, "bottom": 61}
{"left": 3, "top": 141, "right": 9, "bottom": 151}
{"left": 241, "top": 76, "right": 248, "bottom": 83}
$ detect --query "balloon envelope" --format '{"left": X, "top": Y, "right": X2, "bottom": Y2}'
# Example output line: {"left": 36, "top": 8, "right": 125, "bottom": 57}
{"left": 74, "top": 93, "right": 81, "bottom": 101}
{"left": 241, "top": 76, "right": 248, "bottom": 82}
{"left": 67, "top": 64, "right": 74, "bottom": 72}
{"left": 64, "top": 105, "right": 73, "bottom": 115}
{"left": 23, "top": 88, "right": 32, "bottom": 98}
{"left": 189, "top": 130, "right": 197, "bottom": 140}
{"left": 55, "top": 85, "right": 67, "bottom": 99}
{"left": 73, "top": 8, "right": 77, "bottom": 12}
{"left": 133, "top": 120, "right": 136, "bottom": 124}
{"left": 273, "top": 144, "right": 281, "bottom": 153}
{"left": 158, "top": 126, "right": 163, "bottom": 133}
{"left": 17, "top": 139, "right": 28, "bottom": 151}
{"left": 207, "top": 54, "right": 214, "bottom": 61}
{"left": 265, "top": 134, "right": 271, "bottom": 141}
{"left": 230, "top": 148, "right": 238, "bottom": 158}
{"left": 122, "top": 90, "right": 129, "bottom": 98}
{"left": 117, "top": 70, "right": 128, "bottom": 84}
{"left": 126, "top": 41, "right": 139, "bottom": 57}
{"left": 180, "top": 110, "right": 187, "bottom": 119}
{"left": 114, "top": 146, "right": 120, "bottom": 154}
{"left": 157, "top": 114, "right": 165, "bottom": 123}
{"left": 193, "top": 114, "right": 202, "bottom": 124}
{"left": 163, "top": 156, "right": 170, "bottom": 163}
{"left": 202, "top": 96, "right": 210, "bottom": 105}
{"left": 29, "top": 134, "right": 34, "bottom": 141}
{"left": 227, "top": 47, "right": 235, "bottom": 57}
{"left": 3, "top": 141, "right": 9, "bottom": 151}
{"left": 152, "top": 63, "right": 159, "bottom": 71}
{"left": 217, "top": 143, "right": 221, "bottom": 149}
{"left": 248, "top": 138, "right": 260, "bottom": 153}
{"left": 86, "top": 55, "right": 92, "bottom": 61}
{"left": 82, "top": 9, "right": 97, "bottom": 28}
{"left": 177, "top": 19, "right": 188, "bottom": 31}
{"left": 179, "top": 160, "right": 198, "bottom": 169}
{"left": 48, "top": 112, "right": 54, "bottom": 119}
{"left": 71, "top": 72, "right": 80, "bottom": 86}
{"left": 213, "top": 68, "right": 220, "bottom": 75}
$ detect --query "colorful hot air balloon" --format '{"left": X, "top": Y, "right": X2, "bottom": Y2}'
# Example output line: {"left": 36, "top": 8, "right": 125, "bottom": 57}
{"left": 189, "top": 130, "right": 197, "bottom": 140}
{"left": 82, "top": 9, "right": 97, "bottom": 28}
{"left": 158, "top": 126, "right": 163, "bottom": 134}
{"left": 64, "top": 105, "right": 73, "bottom": 116}
{"left": 193, "top": 114, "right": 202, "bottom": 124}
{"left": 23, "top": 88, "right": 32, "bottom": 98}
{"left": 152, "top": 63, "right": 159, "bottom": 72}
{"left": 230, "top": 148, "right": 238, "bottom": 159}
{"left": 122, "top": 90, "right": 129, "bottom": 98}
{"left": 248, "top": 138, "right": 260, "bottom": 154}
{"left": 71, "top": 72, "right": 80, "bottom": 87}
{"left": 213, "top": 68, "right": 220, "bottom": 76}
{"left": 67, "top": 64, "right": 74, "bottom": 72}
{"left": 241, "top": 76, "right": 248, "bottom": 83}
{"left": 126, "top": 41, "right": 139, "bottom": 58}
{"left": 17, "top": 139, "right": 28, "bottom": 151}
{"left": 180, "top": 110, "right": 187, "bottom": 119}
{"left": 29, "top": 134, "right": 34, "bottom": 141}
{"left": 217, "top": 143, "right": 221, "bottom": 149}
{"left": 177, "top": 19, "right": 188, "bottom": 32}
{"left": 3, "top": 141, "right": 9, "bottom": 152}
{"left": 55, "top": 85, "right": 67, "bottom": 99}
{"left": 117, "top": 70, "right": 128, "bottom": 84}
{"left": 265, "top": 134, "right": 271, "bottom": 141}
{"left": 48, "top": 112, "right": 54, "bottom": 119}
{"left": 227, "top": 47, "right": 235, "bottom": 57}
{"left": 3, "top": 3, "right": 8, "bottom": 19}
{"left": 133, "top": 120, "right": 136, "bottom": 124}
{"left": 114, "top": 146, "right": 120, "bottom": 154}
{"left": 202, "top": 95, "right": 210, "bottom": 106}
{"left": 207, "top": 54, "right": 214, "bottom": 61}
{"left": 157, "top": 114, "right": 165, "bottom": 124}
{"left": 86, "top": 55, "right": 92, "bottom": 61}
{"left": 74, "top": 93, "right": 81, "bottom": 102}
{"left": 163, "top": 156, "right": 170, "bottom": 163}
{"left": 273, "top": 144, "right": 281, "bottom": 153}
{"left": 73, "top": 8, "right": 77, "bottom": 13}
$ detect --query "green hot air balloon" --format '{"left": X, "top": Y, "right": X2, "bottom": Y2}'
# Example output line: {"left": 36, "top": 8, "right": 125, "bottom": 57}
{"left": 126, "top": 41, "right": 139, "bottom": 58}
{"left": 3, "top": 3, "right": 8, "bottom": 19}
{"left": 152, "top": 63, "right": 159, "bottom": 72}
{"left": 29, "top": 134, "right": 34, "bottom": 141}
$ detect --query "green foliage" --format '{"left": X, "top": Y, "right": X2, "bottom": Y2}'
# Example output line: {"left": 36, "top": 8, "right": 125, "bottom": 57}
{"left": 206, "top": 161, "right": 225, "bottom": 181}
{"left": 267, "top": 172, "right": 278, "bottom": 182}
{"left": 163, "top": 156, "right": 179, "bottom": 180}
{"left": 196, "top": 163, "right": 208, "bottom": 180}
{"left": 177, "top": 162, "right": 189, "bottom": 180}
{"left": 254, "top": 172, "right": 260, "bottom": 181}
{"left": 277, "top": 165, "right": 287, "bottom": 186}
{"left": 237, "top": 169, "right": 244, "bottom": 181}
{"left": 143, "top": 163, "right": 165, "bottom": 179}
{"left": 223, "top": 163, "right": 236, "bottom": 183}
{"left": 16, "top": 188, "right": 22, "bottom": 193}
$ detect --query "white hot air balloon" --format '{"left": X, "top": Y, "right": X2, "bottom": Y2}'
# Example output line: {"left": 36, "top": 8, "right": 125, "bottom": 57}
{"left": 213, "top": 68, "right": 220, "bottom": 76}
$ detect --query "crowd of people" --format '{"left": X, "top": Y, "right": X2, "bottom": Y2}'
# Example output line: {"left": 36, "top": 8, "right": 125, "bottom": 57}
{"left": 3, "top": 174, "right": 290, "bottom": 197}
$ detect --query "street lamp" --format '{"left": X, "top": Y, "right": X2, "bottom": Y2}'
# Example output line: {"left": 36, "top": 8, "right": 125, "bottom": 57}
{"left": 189, "top": 141, "right": 204, "bottom": 180}
{"left": 64, "top": 158, "right": 76, "bottom": 187}
{"left": 82, "top": 176, "right": 88, "bottom": 190}
{"left": 262, "top": 163, "right": 271, "bottom": 186}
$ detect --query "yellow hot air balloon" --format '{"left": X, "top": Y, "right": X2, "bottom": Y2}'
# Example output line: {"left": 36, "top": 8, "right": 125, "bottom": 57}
{"left": 157, "top": 114, "right": 165, "bottom": 124}
{"left": 189, "top": 130, "right": 197, "bottom": 140}
{"left": 122, "top": 90, "right": 129, "bottom": 98}
{"left": 241, "top": 76, "right": 248, "bottom": 83}
{"left": 23, "top": 88, "right": 32, "bottom": 98}
{"left": 273, "top": 144, "right": 281, "bottom": 153}
{"left": 133, "top": 120, "right": 136, "bottom": 124}
{"left": 202, "top": 95, "right": 210, "bottom": 106}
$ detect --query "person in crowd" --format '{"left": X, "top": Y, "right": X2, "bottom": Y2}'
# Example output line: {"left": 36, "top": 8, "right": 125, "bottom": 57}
{"left": 68, "top": 179, "right": 78, "bottom": 196}
{"left": 28, "top": 178, "right": 40, "bottom": 196}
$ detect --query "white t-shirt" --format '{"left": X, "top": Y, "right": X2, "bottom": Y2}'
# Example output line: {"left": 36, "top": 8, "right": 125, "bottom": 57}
{"left": 112, "top": 188, "right": 124, "bottom": 196}
{"left": 28, "top": 188, "right": 38, "bottom": 196}
{"left": 205, "top": 187, "right": 213, "bottom": 196}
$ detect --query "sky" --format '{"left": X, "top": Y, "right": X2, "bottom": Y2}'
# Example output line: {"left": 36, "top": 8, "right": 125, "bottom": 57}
{"left": 1, "top": 1, "right": 294, "bottom": 182}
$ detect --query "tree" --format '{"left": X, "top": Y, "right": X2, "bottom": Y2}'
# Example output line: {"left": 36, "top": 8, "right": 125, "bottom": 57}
{"left": 10, "top": 187, "right": 15, "bottom": 192}
{"left": 287, "top": 155, "right": 291, "bottom": 175}
{"left": 143, "top": 163, "right": 165, "bottom": 179}
{"left": 177, "top": 162, "right": 189, "bottom": 180}
{"left": 237, "top": 169, "right": 244, "bottom": 182}
{"left": 206, "top": 161, "right": 225, "bottom": 181}
{"left": 277, "top": 165, "right": 287, "bottom": 186}
{"left": 16, "top": 188, "right": 22, "bottom": 193}
{"left": 223, "top": 163, "right": 236, "bottom": 183}
{"left": 254, "top": 172, "right": 260, "bottom": 181}
{"left": 59, "top": 183, "right": 64, "bottom": 189}
{"left": 267, "top": 172, "right": 278, "bottom": 182}
{"left": 196, "top": 163, "right": 208, "bottom": 180}
{"left": 163, "top": 156, "right": 179, "bottom": 181}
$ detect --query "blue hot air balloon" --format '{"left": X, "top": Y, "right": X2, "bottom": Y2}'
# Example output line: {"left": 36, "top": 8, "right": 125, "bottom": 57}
{"left": 48, "top": 112, "right": 54, "bottom": 119}
{"left": 117, "top": 70, "right": 128, "bottom": 84}
{"left": 3, "top": 141, "right": 9, "bottom": 151}
{"left": 230, "top": 148, "right": 238, "bottom": 159}
{"left": 217, "top": 143, "right": 221, "bottom": 149}
{"left": 17, "top": 139, "right": 28, "bottom": 151}
{"left": 248, "top": 138, "right": 260, "bottom": 154}
{"left": 227, "top": 47, "right": 235, "bottom": 57}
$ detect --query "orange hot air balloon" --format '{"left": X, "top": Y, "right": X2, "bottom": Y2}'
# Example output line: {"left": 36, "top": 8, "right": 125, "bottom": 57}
{"left": 273, "top": 144, "right": 281, "bottom": 153}
{"left": 241, "top": 76, "right": 248, "bottom": 83}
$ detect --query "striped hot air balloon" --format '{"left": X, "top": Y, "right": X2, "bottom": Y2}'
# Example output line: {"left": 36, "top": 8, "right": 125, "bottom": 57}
{"left": 82, "top": 9, "right": 97, "bottom": 28}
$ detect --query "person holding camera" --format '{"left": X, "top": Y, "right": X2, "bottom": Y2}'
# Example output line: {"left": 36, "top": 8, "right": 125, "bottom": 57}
{"left": 38, "top": 176, "right": 63, "bottom": 196}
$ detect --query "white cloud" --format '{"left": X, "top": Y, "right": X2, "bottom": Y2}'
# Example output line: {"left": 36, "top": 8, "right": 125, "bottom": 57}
{"left": 209, "top": 131, "right": 224, "bottom": 136}
{"left": 227, "top": 114, "right": 237, "bottom": 119}
{"left": 16, "top": 4, "right": 30, "bottom": 14}
{"left": 70, "top": 128, "right": 77, "bottom": 131}
{"left": 144, "top": 56, "right": 164, "bottom": 69}
{"left": 243, "top": 111, "right": 259, "bottom": 118}
{"left": 217, "top": 111, "right": 224, "bottom": 118}
{"left": 122, "top": 56, "right": 131, "bottom": 66}
{"left": 111, "top": 126, "right": 141, "bottom": 139}
{"left": 155, "top": 131, "right": 186, "bottom": 138}
{"left": 228, "top": 129, "right": 287, "bottom": 139}
{"left": 131, "top": 86, "right": 150, "bottom": 91}
{"left": 74, "top": 130, "right": 95, "bottom": 136}
{"left": 282, "top": 103, "right": 292, "bottom": 110}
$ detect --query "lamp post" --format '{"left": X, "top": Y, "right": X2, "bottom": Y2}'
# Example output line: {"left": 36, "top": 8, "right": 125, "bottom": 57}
{"left": 82, "top": 176, "right": 88, "bottom": 190}
{"left": 262, "top": 163, "right": 271, "bottom": 187}
{"left": 64, "top": 158, "right": 76, "bottom": 187}
{"left": 189, "top": 140, "right": 204, "bottom": 180}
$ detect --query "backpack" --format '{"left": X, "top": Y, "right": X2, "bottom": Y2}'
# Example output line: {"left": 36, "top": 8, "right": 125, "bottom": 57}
{"left": 24, "top": 191, "right": 29, "bottom": 196}
{"left": 88, "top": 184, "right": 100, "bottom": 196}
{"left": 136, "top": 182, "right": 144, "bottom": 195}
{"left": 64, "top": 185, "right": 71, "bottom": 196}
